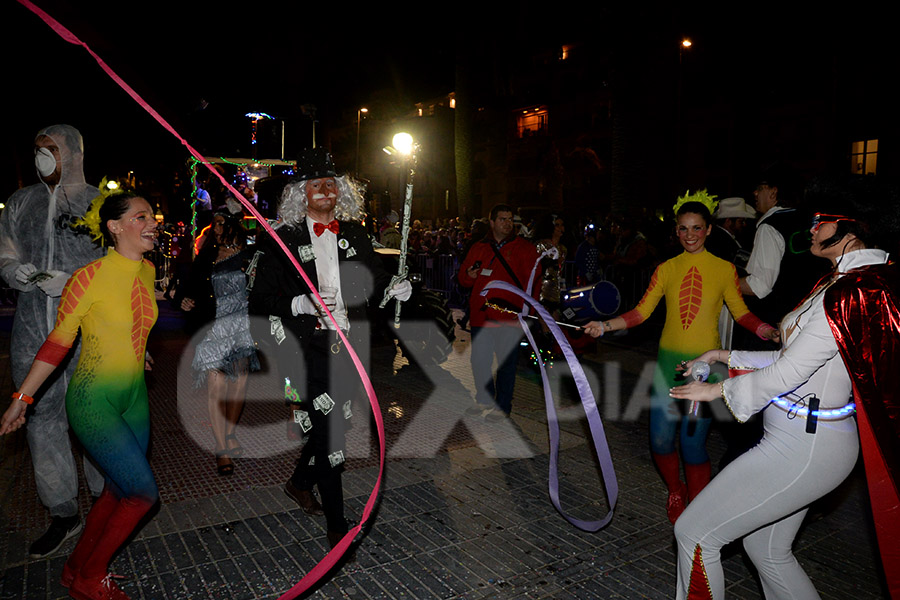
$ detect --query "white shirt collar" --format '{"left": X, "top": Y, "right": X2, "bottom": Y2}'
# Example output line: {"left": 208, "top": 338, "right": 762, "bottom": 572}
{"left": 307, "top": 213, "right": 336, "bottom": 228}
{"left": 836, "top": 248, "right": 889, "bottom": 273}
{"left": 757, "top": 205, "right": 785, "bottom": 226}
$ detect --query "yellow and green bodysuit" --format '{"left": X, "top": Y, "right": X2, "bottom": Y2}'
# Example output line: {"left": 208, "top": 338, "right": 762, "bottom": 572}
{"left": 35, "top": 249, "right": 158, "bottom": 501}
{"left": 621, "top": 250, "right": 766, "bottom": 461}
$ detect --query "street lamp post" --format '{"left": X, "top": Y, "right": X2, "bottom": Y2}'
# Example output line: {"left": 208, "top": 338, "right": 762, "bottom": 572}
{"left": 679, "top": 38, "right": 692, "bottom": 64}
{"left": 301, "top": 104, "right": 317, "bottom": 148}
{"left": 676, "top": 38, "right": 692, "bottom": 190}
{"left": 355, "top": 107, "right": 368, "bottom": 178}
{"left": 245, "top": 112, "right": 273, "bottom": 160}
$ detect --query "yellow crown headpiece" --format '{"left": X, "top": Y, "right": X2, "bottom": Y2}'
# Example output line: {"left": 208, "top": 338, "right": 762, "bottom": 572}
{"left": 673, "top": 189, "right": 719, "bottom": 217}
{"left": 73, "top": 177, "right": 116, "bottom": 246}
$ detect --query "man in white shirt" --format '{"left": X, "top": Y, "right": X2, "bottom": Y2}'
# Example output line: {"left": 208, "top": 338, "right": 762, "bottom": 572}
{"left": 724, "top": 169, "right": 828, "bottom": 467}
{"left": 249, "top": 148, "right": 410, "bottom": 557}
{"left": 739, "top": 167, "right": 829, "bottom": 334}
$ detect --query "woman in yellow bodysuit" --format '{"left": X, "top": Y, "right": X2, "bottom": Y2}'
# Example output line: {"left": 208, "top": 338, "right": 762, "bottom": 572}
{"left": 584, "top": 193, "right": 778, "bottom": 524}
{"left": 1, "top": 190, "right": 158, "bottom": 600}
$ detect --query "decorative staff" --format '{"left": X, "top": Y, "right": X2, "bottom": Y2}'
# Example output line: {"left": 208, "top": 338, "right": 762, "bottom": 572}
{"left": 483, "top": 303, "right": 583, "bottom": 330}
{"left": 379, "top": 132, "right": 417, "bottom": 327}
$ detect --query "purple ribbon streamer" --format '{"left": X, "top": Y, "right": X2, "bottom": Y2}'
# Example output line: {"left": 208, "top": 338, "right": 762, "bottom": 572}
{"left": 482, "top": 281, "right": 618, "bottom": 531}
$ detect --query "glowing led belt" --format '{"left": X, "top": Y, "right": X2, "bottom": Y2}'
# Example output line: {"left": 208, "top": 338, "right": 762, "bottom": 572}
{"left": 770, "top": 397, "right": 856, "bottom": 420}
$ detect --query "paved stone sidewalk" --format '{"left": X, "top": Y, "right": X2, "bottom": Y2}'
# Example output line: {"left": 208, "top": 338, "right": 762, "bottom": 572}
{"left": 1, "top": 439, "right": 884, "bottom": 599}
{"left": 0, "top": 308, "right": 889, "bottom": 599}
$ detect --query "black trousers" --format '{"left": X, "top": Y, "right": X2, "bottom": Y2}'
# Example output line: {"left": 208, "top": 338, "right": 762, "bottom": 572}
{"left": 289, "top": 331, "right": 354, "bottom": 534}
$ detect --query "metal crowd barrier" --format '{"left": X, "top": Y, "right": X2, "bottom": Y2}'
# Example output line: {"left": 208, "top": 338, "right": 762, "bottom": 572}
{"left": 408, "top": 254, "right": 654, "bottom": 315}
{"left": 409, "top": 253, "right": 467, "bottom": 306}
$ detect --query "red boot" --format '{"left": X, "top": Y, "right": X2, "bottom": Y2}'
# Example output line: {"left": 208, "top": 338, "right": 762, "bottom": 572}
{"left": 61, "top": 489, "right": 120, "bottom": 588}
{"left": 71, "top": 496, "right": 154, "bottom": 599}
{"left": 685, "top": 461, "right": 711, "bottom": 502}
{"left": 666, "top": 482, "right": 688, "bottom": 524}
{"left": 69, "top": 573, "right": 130, "bottom": 600}
{"left": 653, "top": 452, "right": 687, "bottom": 524}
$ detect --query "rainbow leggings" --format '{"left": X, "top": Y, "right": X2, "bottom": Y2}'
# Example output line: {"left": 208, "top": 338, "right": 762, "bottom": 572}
{"left": 66, "top": 374, "right": 158, "bottom": 503}
{"left": 649, "top": 348, "right": 718, "bottom": 464}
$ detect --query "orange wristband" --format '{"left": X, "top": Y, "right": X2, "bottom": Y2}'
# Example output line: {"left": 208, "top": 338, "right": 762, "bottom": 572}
{"left": 12, "top": 392, "right": 33, "bottom": 405}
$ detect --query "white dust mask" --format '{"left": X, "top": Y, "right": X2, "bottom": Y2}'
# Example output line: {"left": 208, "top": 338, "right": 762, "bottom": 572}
{"left": 35, "top": 147, "right": 57, "bottom": 177}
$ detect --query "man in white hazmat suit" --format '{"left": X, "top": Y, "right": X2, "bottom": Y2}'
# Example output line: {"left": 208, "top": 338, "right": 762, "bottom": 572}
{"left": 0, "top": 125, "right": 105, "bottom": 558}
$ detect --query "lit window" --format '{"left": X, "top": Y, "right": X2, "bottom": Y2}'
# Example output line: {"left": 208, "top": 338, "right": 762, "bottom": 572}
{"left": 449, "top": 97, "right": 456, "bottom": 109}
{"left": 850, "top": 139, "right": 878, "bottom": 175}
{"left": 517, "top": 106, "right": 549, "bottom": 138}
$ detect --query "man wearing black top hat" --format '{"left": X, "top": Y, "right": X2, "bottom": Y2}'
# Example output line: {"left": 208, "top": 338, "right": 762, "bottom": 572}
{"left": 248, "top": 148, "right": 411, "bottom": 554}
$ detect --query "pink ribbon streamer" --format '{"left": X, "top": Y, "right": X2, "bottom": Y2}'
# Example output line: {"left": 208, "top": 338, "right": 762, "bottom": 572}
{"left": 16, "top": 1, "right": 383, "bottom": 596}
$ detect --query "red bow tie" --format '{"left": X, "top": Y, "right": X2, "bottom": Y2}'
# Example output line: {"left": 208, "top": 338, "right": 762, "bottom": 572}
{"left": 313, "top": 219, "right": 340, "bottom": 237}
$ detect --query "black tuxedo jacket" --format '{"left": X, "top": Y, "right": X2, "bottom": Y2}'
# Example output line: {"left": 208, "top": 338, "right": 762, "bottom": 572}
{"left": 248, "top": 219, "right": 391, "bottom": 349}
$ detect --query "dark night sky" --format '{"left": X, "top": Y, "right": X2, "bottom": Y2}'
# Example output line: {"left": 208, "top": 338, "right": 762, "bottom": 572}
{"left": 2, "top": 1, "right": 890, "bottom": 197}
{"left": 2, "top": 0, "right": 462, "bottom": 191}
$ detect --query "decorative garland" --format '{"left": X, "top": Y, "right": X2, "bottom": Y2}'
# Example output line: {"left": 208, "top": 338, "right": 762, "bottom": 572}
{"left": 483, "top": 301, "right": 556, "bottom": 368}
{"left": 530, "top": 348, "right": 555, "bottom": 369}
{"left": 187, "top": 156, "right": 292, "bottom": 237}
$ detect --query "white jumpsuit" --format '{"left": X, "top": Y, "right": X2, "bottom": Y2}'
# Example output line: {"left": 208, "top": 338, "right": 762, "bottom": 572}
{"left": 674, "top": 249, "right": 889, "bottom": 599}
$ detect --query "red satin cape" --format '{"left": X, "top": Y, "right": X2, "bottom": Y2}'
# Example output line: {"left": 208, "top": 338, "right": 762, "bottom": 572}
{"left": 824, "top": 263, "right": 900, "bottom": 599}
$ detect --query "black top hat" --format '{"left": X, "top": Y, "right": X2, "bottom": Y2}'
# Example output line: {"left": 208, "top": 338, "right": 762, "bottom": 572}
{"left": 294, "top": 148, "right": 337, "bottom": 181}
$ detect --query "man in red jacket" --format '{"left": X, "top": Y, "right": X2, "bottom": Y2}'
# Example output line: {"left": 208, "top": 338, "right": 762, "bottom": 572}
{"left": 458, "top": 204, "right": 539, "bottom": 421}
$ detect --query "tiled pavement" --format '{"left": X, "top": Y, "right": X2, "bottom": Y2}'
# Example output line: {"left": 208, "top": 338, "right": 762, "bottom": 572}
{"left": 0, "top": 302, "right": 890, "bottom": 599}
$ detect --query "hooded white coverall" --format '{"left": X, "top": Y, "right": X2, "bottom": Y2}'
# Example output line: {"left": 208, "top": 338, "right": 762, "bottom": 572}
{"left": 0, "top": 124, "right": 105, "bottom": 517}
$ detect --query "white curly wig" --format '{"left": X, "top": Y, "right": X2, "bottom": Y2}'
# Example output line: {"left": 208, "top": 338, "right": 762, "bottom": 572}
{"left": 279, "top": 175, "right": 366, "bottom": 226}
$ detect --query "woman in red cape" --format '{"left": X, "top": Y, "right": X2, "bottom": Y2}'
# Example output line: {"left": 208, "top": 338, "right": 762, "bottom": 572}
{"left": 824, "top": 260, "right": 899, "bottom": 598}
{"left": 671, "top": 175, "right": 900, "bottom": 599}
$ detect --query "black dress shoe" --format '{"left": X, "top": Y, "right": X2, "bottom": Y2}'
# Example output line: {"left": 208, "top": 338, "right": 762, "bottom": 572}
{"left": 284, "top": 480, "right": 324, "bottom": 516}
{"left": 327, "top": 530, "right": 356, "bottom": 563}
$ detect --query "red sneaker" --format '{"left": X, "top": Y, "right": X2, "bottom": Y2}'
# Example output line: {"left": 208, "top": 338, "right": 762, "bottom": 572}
{"left": 69, "top": 573, "right": 130, "bottom": 600}
{"left": 666, "top": 482, "right": 687, "bottom": 524}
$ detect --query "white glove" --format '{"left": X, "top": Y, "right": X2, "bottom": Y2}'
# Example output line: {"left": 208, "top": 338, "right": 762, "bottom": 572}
{"left": 291, "top": 295, "right": 316, "bottom": 316}
{"left": 14, "top": 263, "right": 37, "bottom": 285}
{"left": 291, "top": 289, "right": 338, "bottom": 316}
{"left": 37, "top": 270, "right": 70, "bottom": 298}
{"left": 387, "top": 279, "right": 413, "bottom": 302}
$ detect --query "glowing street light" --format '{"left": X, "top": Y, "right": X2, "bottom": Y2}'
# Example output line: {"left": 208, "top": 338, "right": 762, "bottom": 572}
{"left": 679, "top": 37, "right": 693, "bottom": 65}
{"left": 392, "top": 132, "right": 414, "bottom": 156}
